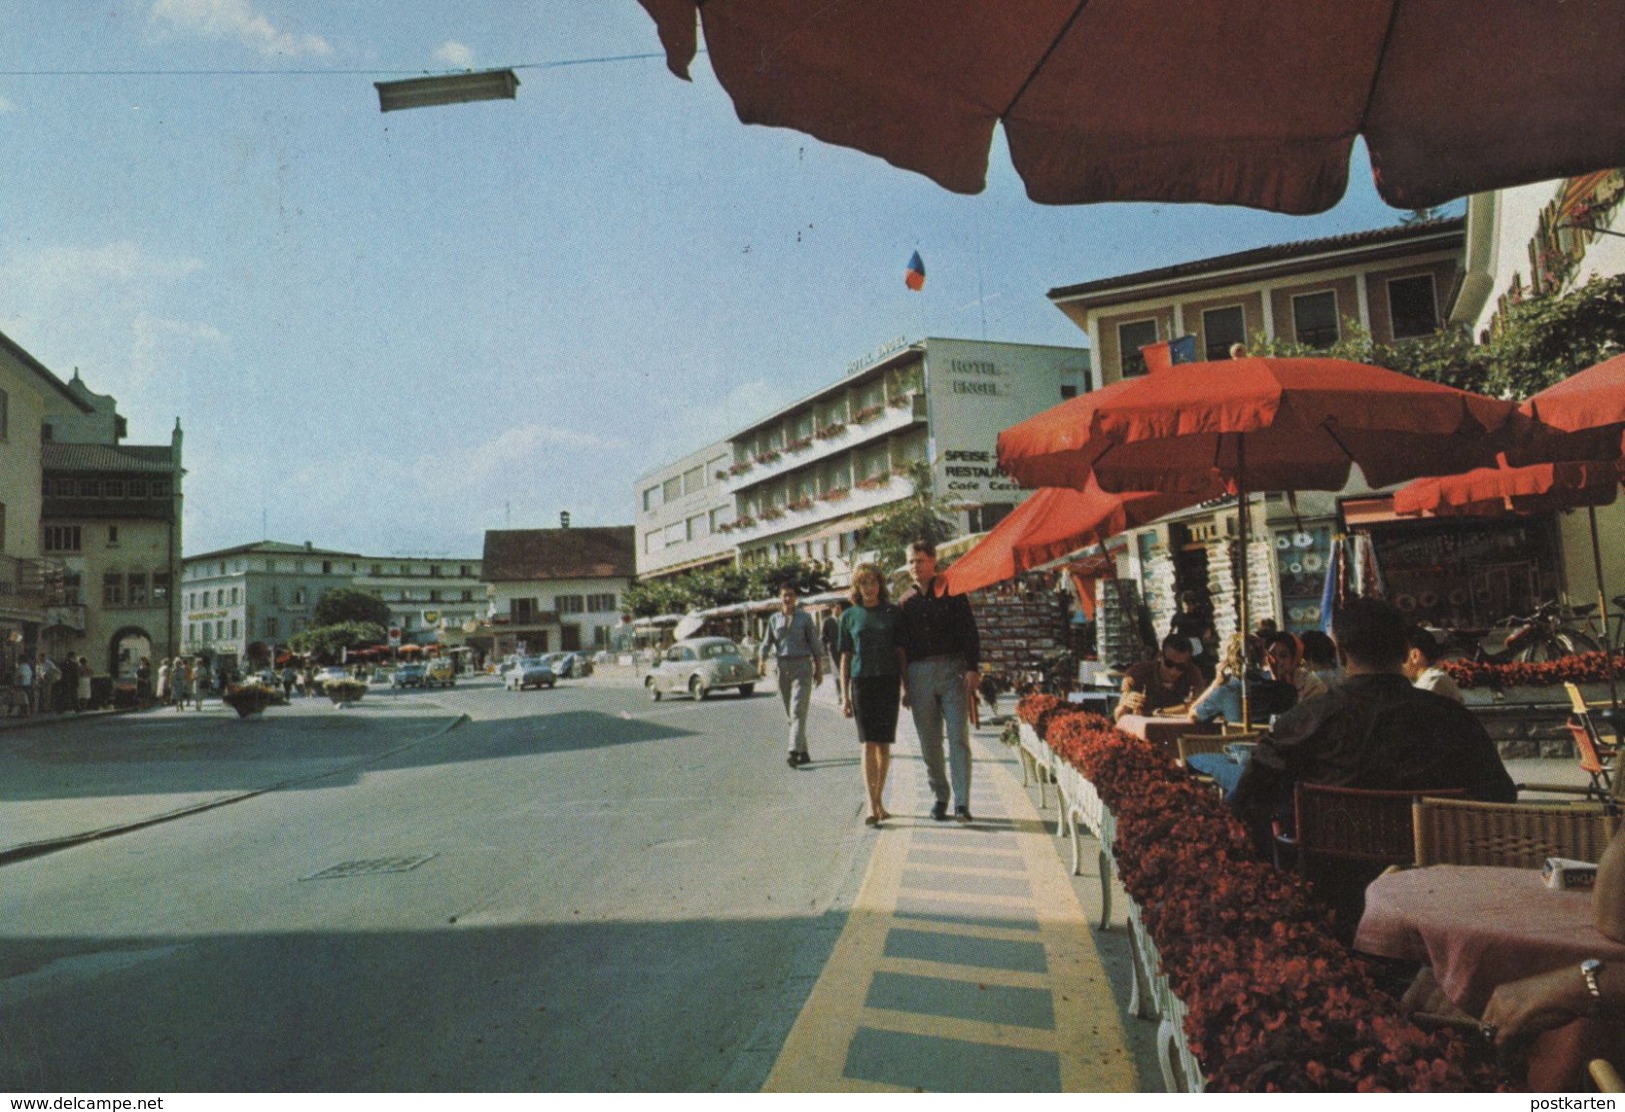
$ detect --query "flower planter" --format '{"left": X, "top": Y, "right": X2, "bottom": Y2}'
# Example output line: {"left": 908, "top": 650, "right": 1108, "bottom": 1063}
{"left": 324, "top": 680, "right": 367, "bottom": 706}
{"left": 223, "top": 684, "right": 279, "bottom": 719}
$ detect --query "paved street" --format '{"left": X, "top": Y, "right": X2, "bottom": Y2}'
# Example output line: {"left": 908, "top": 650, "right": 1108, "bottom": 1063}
{"left": 0, "top": 671, "right": 1175, "bottom": 1092}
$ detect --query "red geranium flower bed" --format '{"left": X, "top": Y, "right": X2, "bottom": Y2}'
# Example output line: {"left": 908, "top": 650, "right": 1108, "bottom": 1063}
{"left": 1023, "top": 705, "right": 1505, "bottom": 1092}
{"left": 1442, "top": 649, "right": 1625, "bottom": 691}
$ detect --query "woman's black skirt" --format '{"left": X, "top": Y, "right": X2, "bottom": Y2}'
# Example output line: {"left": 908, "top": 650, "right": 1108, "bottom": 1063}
{"left": 850, "top": 673, "right": 901, "bottom": 744}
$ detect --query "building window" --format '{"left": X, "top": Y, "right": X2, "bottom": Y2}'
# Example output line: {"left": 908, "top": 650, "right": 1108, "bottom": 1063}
{"left": 512, "top": 598, "right": 539, "bottom": 622}
{"left": 461, "top": 590, "right": 473, "bottom": 602}
{"left": 662, "top": 475, "right": 682, "bottom": 503}
{"left": 129, "top": 479, "right": 149, "bottom": 497}
{"left": 295, "top": 588, "right": 307, "bottom": 605}
{"left": 108, "top": 525, "right": 119, "bottom": 546}
{"left": 322, "top": 560, "right": 332, "bottom": 574}
{"left": 230, "top": 587, "right": 240, "bottom": 605}
{"left": 43, "top": 525, "right": 81, "bottom": 552}
{"left": 230, "top": 619, "right": 239, "bottom": 638}
{"left": 265, "top": 617, "right": 279, "bottom": 638}
{"left": 1292, "top": 291, "right": 1340, "bottom": 348}
{"left": 63, "top": 572, "right": 81, "bottom": 605}
{"left": 216, "top": 589, "right": 225, "bottom": 606}
{"left": 1060, "top": 384, "right": 1078, "bottom": 399}
{"left": 1117, "top": 319, "right": 1160, "bottom": 377}
{"left": 154, "top": 573, "right": 170, "bottom": 603}
{"left": 557, "top": 595, "right": 585, "bottom": 615}
{"left": 103, "top": 572, "right": 124, "bottom": 606}
{"left": 683, "top": 465, "right": 705, "bottom": 494}
{"left": 642, "top": 486, "right": 660, "bottom": 513}
{"left": 1202, "top": 306, "right": 1247, "bottom": 360}
{"left": 371, "top": 564, "right": 382, "bottom": 576}
{"left": 1387, "top": 274, "right": 1439, "bottom": 339}
{"left": 104, "top": 478, "right": 124, "bottom": 498}
{"left": 587, "top": 593, "right": 618, "bottom": 613}
{"left": 78, "top": 479, "right": 100, "bottom": 498}
{"left": 645, "top": 530, "right": 662, "bottom": 554}
{"left": 269, "top": 585, "right": 279, "bottom": 604}
{"left": 127, "top": 573, "right": 148, "bottom": 605}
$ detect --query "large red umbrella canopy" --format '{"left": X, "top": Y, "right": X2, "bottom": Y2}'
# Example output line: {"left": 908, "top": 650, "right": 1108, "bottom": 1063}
{"left": 941, "top": 481, "right": 1207, "bottom": 595}
{"left": 1393, "top": 459, "right": 1621, "bottom": 517}
{"left": 636, "top": 0, "right": 1625, "bottom": 215}
{"left": 1510, "top": 353, "right": 1625, "bottom": 465}
{"left": 997, "top": 357, "right": 1521, "bottom": 494}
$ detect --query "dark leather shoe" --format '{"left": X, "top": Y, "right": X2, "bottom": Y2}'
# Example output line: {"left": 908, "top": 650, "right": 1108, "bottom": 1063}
{"left": 954, "top": 807, "right": 973, "bottom": 823}
{"left": 931, "top": 800, "right": 949, "bottom": 822}
{"left": 787, "top": 753, "right": 799, "bottom": 769}
{"left": 797, "top": 752, "right": 812, "bottom": 766}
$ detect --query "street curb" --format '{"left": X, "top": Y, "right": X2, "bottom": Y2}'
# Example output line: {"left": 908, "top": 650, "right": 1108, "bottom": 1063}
{"left": 0, "top": 710, "right": 472, "bottom": 868}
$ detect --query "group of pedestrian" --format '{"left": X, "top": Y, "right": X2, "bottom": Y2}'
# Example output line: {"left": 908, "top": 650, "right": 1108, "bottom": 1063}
{"left": 154, "top": 657, "right": 209, "bottom": 711}
{"left": 9, "top": 652, "right": 90, "bottom": 714}
{"left": 757, "top": 539, "right": 981, "bottom": 828}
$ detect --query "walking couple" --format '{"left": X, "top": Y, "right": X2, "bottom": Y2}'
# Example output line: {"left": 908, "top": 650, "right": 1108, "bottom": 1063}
{"left": 762, "top": 539, "right": 981, "bottom": 828}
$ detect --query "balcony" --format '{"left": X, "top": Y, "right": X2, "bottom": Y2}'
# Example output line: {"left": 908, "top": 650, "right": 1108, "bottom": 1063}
{"left": 0, "top": 556, "right": 68, "bottom": 609}
{"left": 724, "top": 471, "right": 919, "bottom": 544}
{"left": 727, "top": 395, "right": 924, "bottom": 496}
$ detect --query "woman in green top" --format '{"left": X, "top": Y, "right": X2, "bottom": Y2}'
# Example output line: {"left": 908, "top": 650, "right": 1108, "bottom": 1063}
{"left": 838, "top": 562, "right": 908, "bottom": 827}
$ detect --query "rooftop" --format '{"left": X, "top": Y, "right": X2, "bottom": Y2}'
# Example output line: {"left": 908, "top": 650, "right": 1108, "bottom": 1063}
{"left": 482, "top": 527, "right": 636, "bottom": 582}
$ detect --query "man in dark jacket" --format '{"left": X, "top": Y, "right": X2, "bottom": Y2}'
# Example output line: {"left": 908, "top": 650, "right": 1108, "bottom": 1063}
{"left": 1231, "top": 597, "right": 1516, "bottom": 850}
{"left": 899, "top": 539, "right": 981, "bottom": 823}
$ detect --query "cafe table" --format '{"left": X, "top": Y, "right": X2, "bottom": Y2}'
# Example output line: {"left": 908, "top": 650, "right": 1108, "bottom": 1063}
{"left": 1116, "top": 714, "right": 1218, "bottom": 752}
{"left": 1356, "top": 864, "right": 1625, "bottom": 1090}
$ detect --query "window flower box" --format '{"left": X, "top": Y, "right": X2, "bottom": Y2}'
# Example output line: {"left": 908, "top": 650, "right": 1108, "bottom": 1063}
{"left": 819, "top": 487, "right": 850, "bottom": 502}
{"left": 855, "top": 474, "right": 890, "bottom": 491}
{"left": 728, "top": 461, "right": 753, "bottom": 476}
{"left": 853, "top": 404, "right": 885, "bottom": 424}
{"left": 888, "top": 393, "right": 913, "bottom": 408}
{"left": 754, "top": 449, "right": 782, "bottom": 465}
{"left": 760, "top": 506, "right": 786, "bottom": 521}
{"left": 815, "top": 423, "right": 847, "bottom": 440}
{"left": 786, "top": 436, "right": 814, "bottom": 452}
{"left": 788, "top": 496, "right": 815, "bottom": 512}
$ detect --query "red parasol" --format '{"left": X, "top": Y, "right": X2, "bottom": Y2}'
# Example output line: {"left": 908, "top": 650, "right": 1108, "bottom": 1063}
{"left": 942, "top": 481, "right": 1210, "bottom": 596}
{"left": 637, "top": 0, "right": 1625, "bottom": 215}
{"left": 1394, "top": 457, "right": 1625, "bottom": 708}
{"left": 998, "top": 357, "right": 1521, "bottom": 495}
{"left": 998, "top": 356, "right": 1522, "bottom": 725}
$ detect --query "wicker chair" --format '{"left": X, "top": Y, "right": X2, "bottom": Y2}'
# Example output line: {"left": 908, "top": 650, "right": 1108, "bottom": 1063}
{"left": 1286, "top": 783, "right": 1464, "bottom": 942}
{"left": 1176, "top": 733, "right": 1231, "bottom": 763}
{"left": 1412, "top": 797, "right": 1622, "bottom": 868}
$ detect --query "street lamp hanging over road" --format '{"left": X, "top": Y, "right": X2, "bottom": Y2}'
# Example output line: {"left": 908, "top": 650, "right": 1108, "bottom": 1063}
{"left": 375, "top": 68, "right": 520, "bottom": 112}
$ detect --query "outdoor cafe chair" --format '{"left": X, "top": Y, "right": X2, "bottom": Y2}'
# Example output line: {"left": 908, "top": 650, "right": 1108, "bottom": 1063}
{"left": 1177, "top": 733, "right": 1232, "bottom": 794}
{"left": 1412, "top": 797, "right": 1621, "bottom": 869}
{"left": 1281, "top": 784, "right": 1465, "bottom": 942}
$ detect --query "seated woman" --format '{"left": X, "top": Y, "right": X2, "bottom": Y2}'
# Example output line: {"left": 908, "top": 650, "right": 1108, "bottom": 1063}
{"left": 1189, "top": 634, "right": 1299, "bottom": 725}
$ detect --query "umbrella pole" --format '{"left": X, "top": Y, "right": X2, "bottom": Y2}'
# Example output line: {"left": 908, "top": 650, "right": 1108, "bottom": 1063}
{"left": 1588, "top": 505, "right": 1619, "bottom": 712}
{"left": 1238, "top": 438, "right": 1251, "bottom": 731}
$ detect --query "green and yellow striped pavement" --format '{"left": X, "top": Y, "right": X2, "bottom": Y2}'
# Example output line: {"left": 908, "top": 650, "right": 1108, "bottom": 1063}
{"left": 764, "top": 734, "right": 1138, "bottom": 1092}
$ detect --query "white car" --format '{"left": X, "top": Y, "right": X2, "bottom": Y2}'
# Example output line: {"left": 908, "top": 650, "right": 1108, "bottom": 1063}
{"left": 644, "top": 638, "right": 759, "bottom": 701}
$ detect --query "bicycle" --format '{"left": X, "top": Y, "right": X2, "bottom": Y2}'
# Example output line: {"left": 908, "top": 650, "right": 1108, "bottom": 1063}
{"left": 1439, "top": 600, "right": 1602, "bottom": 664}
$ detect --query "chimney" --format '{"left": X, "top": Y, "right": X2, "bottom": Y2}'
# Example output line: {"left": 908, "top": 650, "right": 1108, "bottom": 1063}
{"left": 560, "top": 512, "right": 571, "bottom": 529}
{"left": 305, "top": 541, "right": 314, "bottom": 551}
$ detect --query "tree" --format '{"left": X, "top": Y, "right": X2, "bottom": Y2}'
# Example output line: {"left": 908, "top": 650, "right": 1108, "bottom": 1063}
{"left": 857, "top": 459, "right": 956, "bottom": 571}
{"left": 313, "top": 587, "right": 392, "bottom": 629}
{"left": 288, "top": 621, "right": 388, "bottom": 661}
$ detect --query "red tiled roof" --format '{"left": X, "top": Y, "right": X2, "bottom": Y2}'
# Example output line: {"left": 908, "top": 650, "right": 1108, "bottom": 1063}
{"left": 482, "top": 527, "right": 635, "bottom": 582}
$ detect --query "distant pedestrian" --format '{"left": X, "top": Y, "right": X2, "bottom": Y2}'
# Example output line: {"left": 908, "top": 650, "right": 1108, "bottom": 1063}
{"left": 758, "top": 583, "right": 824, "bottom": 768}
{"left": 59, "top": 655, "right": 78, "bottom": 713}
{"left": 37, "top": 653, "right": 58, "bottom": 714}
{"left": 838, "top": 563, "right": 906, "bottom": 827}
{"left": 193, "top": 664, "right": 210, "bottom": 710}
{"left": 157, "top": 658, "right": 172, "bottom": 706}
{"left": 75, "top": 656, "right": 91, "bottom": 711}
{"left": 821, "top": 602, "right": 845, "bottom": 671}
{"left": 172, "top": 659, "right": 193, "bottom": 711}
{"left": 14, "top": 656, "right": 32, "bottom": 716}
{"left": 281, "top": 665, "right": 296, "bottom": 699}
{"left": 136, "top": 657, "right": 153, "bottom": 707}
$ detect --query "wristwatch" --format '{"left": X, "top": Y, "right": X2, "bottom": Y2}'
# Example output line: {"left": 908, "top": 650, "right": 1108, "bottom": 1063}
{"left": 1581, "top": 959, "right": 1604, "bottom": 1012}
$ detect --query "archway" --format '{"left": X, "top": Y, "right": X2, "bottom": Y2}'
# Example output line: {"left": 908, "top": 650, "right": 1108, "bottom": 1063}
{"left": 108, "top": 625, "right": 154, "bottom": 680}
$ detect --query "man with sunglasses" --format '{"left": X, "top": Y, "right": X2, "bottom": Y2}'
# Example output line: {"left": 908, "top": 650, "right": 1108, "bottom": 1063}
{"left": 1114, "top": 635, "right": 1204, "bottom": 721}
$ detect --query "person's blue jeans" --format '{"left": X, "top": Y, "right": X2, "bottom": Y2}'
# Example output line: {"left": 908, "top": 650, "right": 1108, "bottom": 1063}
{"left": 1186, "top": 752, "right": 1246, "bottom": 797}
{"left": 907, "top": 656, "right": 972, "bottom": 810}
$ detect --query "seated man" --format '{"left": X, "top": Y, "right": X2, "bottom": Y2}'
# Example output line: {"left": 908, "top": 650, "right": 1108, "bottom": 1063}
{"left": 1401, "top": 624, "right": 1463, "bottom": 703}
{"left": 1115, "top": 636, "right": 1205, "bottom": 721}
{"left": 1262, "top": 630, "right": 1329, "bottom": 704}
{"left": 1231, "top": 597, "right": 1517, "bottom": 856}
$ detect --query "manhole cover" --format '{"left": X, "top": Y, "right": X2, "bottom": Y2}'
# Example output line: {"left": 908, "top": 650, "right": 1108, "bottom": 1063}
{"left": 301, "top": 854, "right": 438, "bottom": 881}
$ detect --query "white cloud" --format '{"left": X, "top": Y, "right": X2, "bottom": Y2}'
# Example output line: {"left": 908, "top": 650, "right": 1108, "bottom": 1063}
{"left": 414, "top": 423, "right": 626, "bottom": 495}
{"left": 433, "top": 41, "right": 475, "bottom": 69}
{"left": 149, "top": 0, "right": 332, "bottom": 58}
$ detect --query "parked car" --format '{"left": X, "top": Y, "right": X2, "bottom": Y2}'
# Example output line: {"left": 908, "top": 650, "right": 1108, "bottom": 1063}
{"left": 392, "top": 663, "right": 428, "bottom": 688}
{"left": 505, "top": 657, "right": 557, "bottom": 691}
{"left": 316, "top": 666, "right": 350, "bottom": 685}
{"left": 644, "top": 637, "right": 758, "bottom": 701}
{"left": 424, "top": 659, "right": 457, "bottom": 688}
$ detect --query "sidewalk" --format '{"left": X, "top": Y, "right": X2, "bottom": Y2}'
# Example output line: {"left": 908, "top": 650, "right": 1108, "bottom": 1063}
{"left": 0, "top": 694, "right": 465, "bottom": 864}
{"left": 759, "top": 728, "right": 1140, "bottom": 1091}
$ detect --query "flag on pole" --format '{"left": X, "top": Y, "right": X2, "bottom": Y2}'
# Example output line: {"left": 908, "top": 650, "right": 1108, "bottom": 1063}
{"left": 905, "top": 250, "right": 926, "bottom": 291}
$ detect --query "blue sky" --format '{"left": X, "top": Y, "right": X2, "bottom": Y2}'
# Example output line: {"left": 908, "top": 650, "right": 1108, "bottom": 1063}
{"left": 0, "top": 1, "right": 1426, "bottom": 558}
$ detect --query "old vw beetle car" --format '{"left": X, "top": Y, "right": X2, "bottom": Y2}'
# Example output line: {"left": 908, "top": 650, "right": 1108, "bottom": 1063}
{"left": 645, "top": 637, "right": 758, "bottom": 701}
{"left": 504, "top": 656, "right": 557, "bottom": 691}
